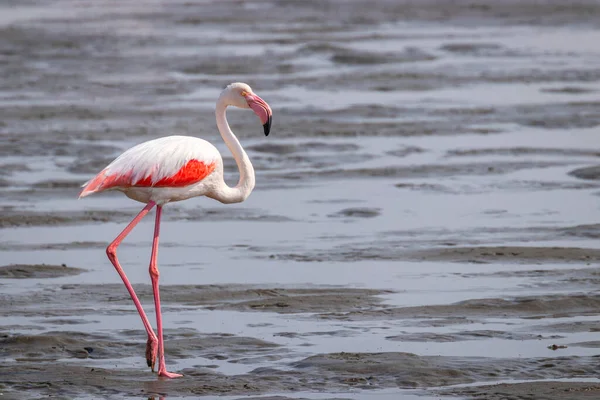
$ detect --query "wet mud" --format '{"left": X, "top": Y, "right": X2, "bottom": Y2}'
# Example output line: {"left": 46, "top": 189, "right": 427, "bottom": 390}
{"left": 570, "top": 165, "right": 600, "bottom": 181}
{"left": 404, "top": 246, "right": 600, "bottom": 264}
{"left": 1, "top": 283, "right": 599, "bottom": 398}
{"left": 319, "top": 292, "right": 600, "bottom": 322}
{"left": 270, "top": 246, "right": 600, "bottom": 263}
{"left": 386, "top": 330, "right": 562, "bottom": 343}
{"left": 0, "top": 208, "right": 137, "bottom": 228}
{"left": 2, "top": 0, "right": 600, "bottom": 399}
{"left": 0, "top": 263, "right": 85, "bottom": 279}
{"left": 0, "top": 285, "right": 391, "bottom": 318}
{"left": 440, "top": 381, "right": 600, "bottom": 400}
{"left": 1, "top": 357, "right": 599, "bottom": 399}
{"left": 0, "top": 206, "right": 291, "bottom": 229}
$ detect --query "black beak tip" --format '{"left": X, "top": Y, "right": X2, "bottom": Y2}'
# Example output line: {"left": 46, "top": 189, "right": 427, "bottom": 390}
{"left": 263, "top": 115, "right": 272, "bottom": 136}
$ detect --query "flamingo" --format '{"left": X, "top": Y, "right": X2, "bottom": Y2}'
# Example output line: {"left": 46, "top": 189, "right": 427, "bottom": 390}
{"left": 78, "top": 82, "right": 272, "bottom": 378}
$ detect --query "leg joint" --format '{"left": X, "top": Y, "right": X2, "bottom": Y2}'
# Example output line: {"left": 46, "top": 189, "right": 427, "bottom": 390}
{"left": 149, "top": 265, "right": 160, "bottom": 280}
{"left": 106, "top": 244, "right": 117, "bottom": 260}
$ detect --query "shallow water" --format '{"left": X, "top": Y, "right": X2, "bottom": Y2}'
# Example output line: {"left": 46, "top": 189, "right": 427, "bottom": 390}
{"left": 1, "top": 1, "right": 600, "bottom": 399}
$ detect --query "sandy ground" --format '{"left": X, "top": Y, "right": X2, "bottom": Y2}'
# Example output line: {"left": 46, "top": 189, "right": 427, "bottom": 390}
{"left": 1, "top": 0, "right": 600, "bottom": 399}
{"left": 1, "top": 265, "right": 599, "bottom": 398}
{"left": 440, "top": 381, "right": 600, "bottom": 400}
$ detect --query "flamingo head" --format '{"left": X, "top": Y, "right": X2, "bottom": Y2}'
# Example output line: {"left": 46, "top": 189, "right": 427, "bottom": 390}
{"left": 222, "top": 82, "right": 273, "bottom": 136}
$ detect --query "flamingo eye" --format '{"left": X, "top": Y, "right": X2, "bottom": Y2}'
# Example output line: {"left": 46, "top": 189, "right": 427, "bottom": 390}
{"left": 241, "top": 90, "right": 248, "bottom": 97}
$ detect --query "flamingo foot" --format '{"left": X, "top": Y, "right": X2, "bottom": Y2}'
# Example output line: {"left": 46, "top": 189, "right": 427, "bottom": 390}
{"left": 158, "top": 369, "right": 183, "bottom": 379}
{"left": 146, "top": 336, "right": 158, "bottom": 371}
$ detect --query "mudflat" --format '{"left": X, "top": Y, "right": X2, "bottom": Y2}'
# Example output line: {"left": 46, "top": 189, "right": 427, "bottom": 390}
{"left": 1, "top": 0, "right": 599, "bottom": 399}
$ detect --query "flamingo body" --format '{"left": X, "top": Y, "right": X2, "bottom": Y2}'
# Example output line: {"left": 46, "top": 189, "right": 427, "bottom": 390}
{"left": 78, "top": 82, "right": 272, "bottom": 379}
{"left": 80, "top": 135, "right": 221, "bottom": 204}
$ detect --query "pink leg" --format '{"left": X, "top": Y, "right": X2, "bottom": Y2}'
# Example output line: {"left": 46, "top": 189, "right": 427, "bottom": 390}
{"left": 106, "top": 201, "right": 159, "bottom": 371}
{"left": 150, "top": 205, "right": 182, "bottom": 378}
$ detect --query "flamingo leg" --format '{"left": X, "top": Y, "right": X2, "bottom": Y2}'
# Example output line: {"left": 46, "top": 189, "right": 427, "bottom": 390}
{"left": 106, "top": 201, "right": 159, "bottom": 372}
{"left": 150, "top": 205, "right": 182, "bottom": 378}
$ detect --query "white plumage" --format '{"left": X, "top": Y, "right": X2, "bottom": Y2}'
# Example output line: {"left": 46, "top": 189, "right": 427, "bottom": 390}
{"left": 103, "top": 135, "right": 220, "bottom": 186}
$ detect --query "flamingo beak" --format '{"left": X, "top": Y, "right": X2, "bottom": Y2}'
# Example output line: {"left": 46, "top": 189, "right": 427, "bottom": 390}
{"left": 263, "top": 114, "right": 272, "bottom": 137}
{"left": 245, "top": 93, "right": 273, "bottom": 136}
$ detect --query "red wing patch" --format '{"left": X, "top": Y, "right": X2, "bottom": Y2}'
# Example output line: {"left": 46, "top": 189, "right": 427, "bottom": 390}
{"left": 136, "top": 159, "right": 216, "bottom": 187}
{"left": 79, "top": 159, "right": 216, "bottom": 197}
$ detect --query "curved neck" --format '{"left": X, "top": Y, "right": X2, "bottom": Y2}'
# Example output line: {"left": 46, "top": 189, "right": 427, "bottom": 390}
{"left": 211, "top": 98, "right": 256, "bottom": 204}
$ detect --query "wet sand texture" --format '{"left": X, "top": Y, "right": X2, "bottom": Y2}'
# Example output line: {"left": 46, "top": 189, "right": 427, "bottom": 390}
{"left": 405, "top": 246, "right": 600, "bottom": 263}
{"left": 1, "top": 282, "right": 600, "bottom": 398}
{"left": 441, "top": 381, "right": 600, "bottom": 400}
{"left": 0, "top": 264, "right": 85, "bottom": 279}
{"left": 1, "top": 348, "right": 598, "bottom": 398}
{"left": 570, "top": 165, "right": 600, "bottom": 181}
{"left": 2, "top": 0, "right": 600, "bottom": 399}
{"left": 271, "top": 246, "right": 600, "bottom": 263}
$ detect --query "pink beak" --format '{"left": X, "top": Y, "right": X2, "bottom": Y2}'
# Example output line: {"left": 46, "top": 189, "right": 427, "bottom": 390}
{"left": 246, "top": 93, "right": 273, "bottom": 136}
